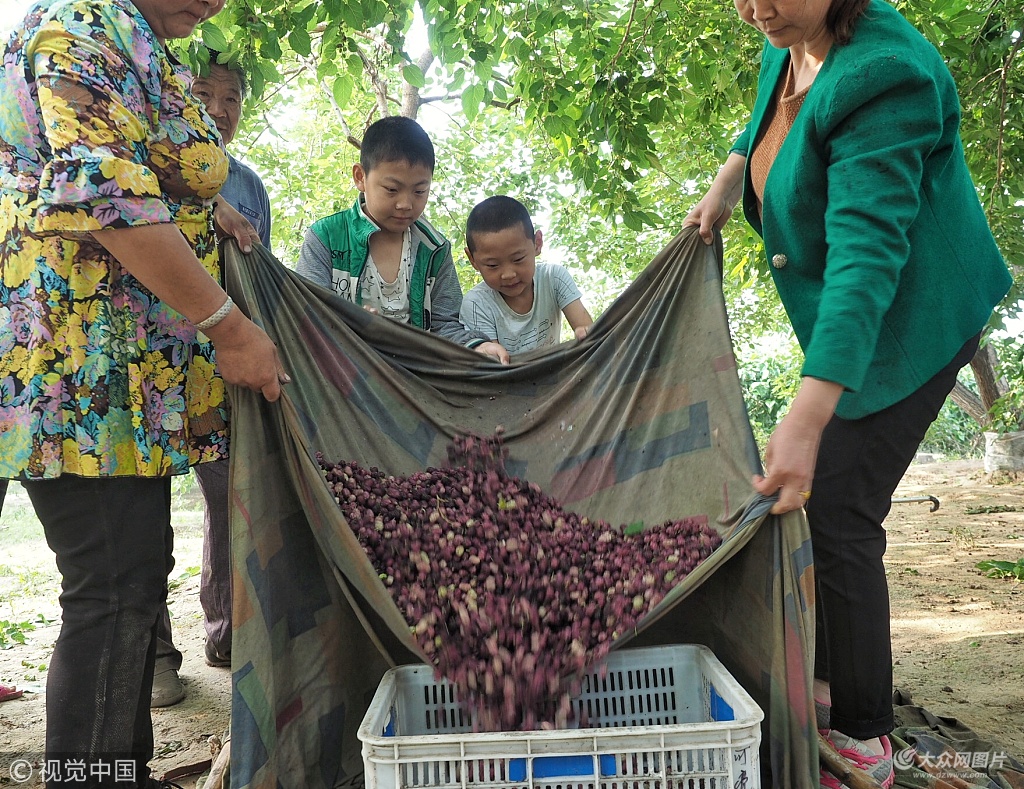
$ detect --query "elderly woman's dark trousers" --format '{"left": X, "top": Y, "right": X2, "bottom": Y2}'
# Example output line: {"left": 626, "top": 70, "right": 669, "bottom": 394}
{"left": 807, "top": 335, "right": 978, "bottom": 740}
{"left": 155, "top": 458, "right": 232, "bottom": 666}
{"left": 24, "top": 476, "right": 174, "bottom": 788}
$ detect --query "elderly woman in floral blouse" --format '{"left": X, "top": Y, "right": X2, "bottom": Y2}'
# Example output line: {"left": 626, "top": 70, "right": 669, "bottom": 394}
{"left": 0, "top": 0, "right": 285, "bottom": 785}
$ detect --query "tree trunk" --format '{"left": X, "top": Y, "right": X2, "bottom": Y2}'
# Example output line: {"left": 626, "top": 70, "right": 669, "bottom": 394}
{"left": 962, "top": 343, "right": 1024, "bottom": 477}
{"left": 949, "top": 381, "right": 988, "bottom": 426}
{"left": 401, "top": 49, "right": 434, "bottom": 119}
{"left": 970, "top": 343, "right": 1006, "bottom": 413}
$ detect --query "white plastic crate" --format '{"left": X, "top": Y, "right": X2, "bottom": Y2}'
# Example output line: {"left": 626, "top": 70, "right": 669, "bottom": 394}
{"left": 358, "top": 644, "right": 763, "bottom": 789}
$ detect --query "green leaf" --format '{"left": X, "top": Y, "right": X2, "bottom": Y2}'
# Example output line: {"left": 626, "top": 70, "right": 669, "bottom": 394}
{"left": 542, "top": 115, "right": 564, "bottom": 138}
{"left": 648, "top": 96, "right": 667, "bottom": 123}
{"left": 346, "top": 53, "right": 364, "bottom": 75}
{"left": 317, "top": 59, "right": 338, "bottom": 79}
{"left": 474, "top": 60, "right": 492, "bottom": 83}
{"left": 289, "top": 26, "right": 313, "bottom": 57}
{"left": 332, "top": 75, "right": 354, "bottom": 108}
{"left": 249, "top": 71, "right": 265, "bottom": 101}
{"left": 200, "top": 23, "right": 229, "bottom": 52}
{"left": 340, "top": 1, "right": 363, "bottom": 28}
{"left": 258, "top": 60, "right": 280, "bottom": 82}
{"left": 259, "top": 35, "right": 283, "bottom": 61}
{"left": 296, "top": 3, "right": 319, "bottom": 25}
{"left": 320, "top": 24, "right": 341, "bottom": 57}
{"left": 402, "top": 63, "right": 426, "bottom": 88}
{"left": 470, "top": 43, "right": 491, "bottom": 64}
{"left": 624, "top": 520, "right": 645, "bottom": 535}
{"left": 461, "top": 83, "right": 485, "bottom": 122}
{"left": 462, "top": 90, "right": 479, "bottom": 122}
{"left": 975, "top": 559, "right": 1024, "bottom": 580}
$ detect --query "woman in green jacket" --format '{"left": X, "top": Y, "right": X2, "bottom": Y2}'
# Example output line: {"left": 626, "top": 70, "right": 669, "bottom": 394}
{"left": 686, "top": 0, "right": 1012, "bottom": 786}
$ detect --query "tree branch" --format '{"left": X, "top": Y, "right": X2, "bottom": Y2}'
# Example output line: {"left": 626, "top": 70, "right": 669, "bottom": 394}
{"left": 990, "top": 31, "right": 1023, "bottom": 208}
{"left": 318, "top": 77, "right": 364, "bottom": 148}
{"left": 606, "top": 0, "right": 641, "bottom": 75}
{"left": 355, "top": 47, "right": 392, "bottom": 118}
{"left": 254, "top": 64, "right": 304, "bottom": 106}
{"left": 949, "top": 381, "right": 988, "bottom": 426}
{"left": 970, "top": 343, "right": 1007, "bottom": 413}
{"left": 401, "top": 47, "right": 435, "bottom": 118}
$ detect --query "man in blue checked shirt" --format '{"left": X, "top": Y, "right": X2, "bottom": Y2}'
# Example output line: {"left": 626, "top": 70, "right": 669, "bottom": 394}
{"left": 151, "top": 50, "right": 272, "bottom": 707}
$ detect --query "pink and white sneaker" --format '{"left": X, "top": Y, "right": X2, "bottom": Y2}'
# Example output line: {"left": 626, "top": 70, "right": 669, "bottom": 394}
{"left": 819, "top": 730, "right": 895, "bottom": 789}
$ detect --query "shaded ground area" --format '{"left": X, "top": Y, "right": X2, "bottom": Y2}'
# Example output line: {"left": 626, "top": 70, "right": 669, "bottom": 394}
{"left": 0, "top": 483, "right": 227, "bottom": 788}
{"left": 0, "top": 460, "right": 1021, "bottom": 786}
{"left": 886, "top": 460, "right": 1024, "bottom": 759}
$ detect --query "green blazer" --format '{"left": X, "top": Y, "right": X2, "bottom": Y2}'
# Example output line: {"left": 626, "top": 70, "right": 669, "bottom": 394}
{"left": 732, "top": 0, "right": 1011, "bottom": 419}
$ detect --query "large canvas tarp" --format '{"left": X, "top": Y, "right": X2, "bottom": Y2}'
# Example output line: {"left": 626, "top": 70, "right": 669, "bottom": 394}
{"left": 891, "top": 693, "right": 1024, "bottom": 789}
{"left": 221, "top": 227, "right": 819, "bottom": 789}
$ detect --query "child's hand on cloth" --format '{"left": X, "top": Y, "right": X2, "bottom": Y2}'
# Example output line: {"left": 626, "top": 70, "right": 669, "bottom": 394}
{"left": 475, "top": 341, "right": 509, "bottom": 364}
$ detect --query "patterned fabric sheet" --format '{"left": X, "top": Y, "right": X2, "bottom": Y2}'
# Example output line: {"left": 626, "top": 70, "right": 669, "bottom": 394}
{"left": 891, "top": 690, "right": 1024, "bottom": 789}
{"left": 221, "top": 227, "right": 819, "bottom": 789}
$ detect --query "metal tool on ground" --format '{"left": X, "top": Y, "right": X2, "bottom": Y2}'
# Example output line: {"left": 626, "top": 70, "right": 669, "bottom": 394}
{"left": 892, "top": 495, "right": 940, "bottom": 512}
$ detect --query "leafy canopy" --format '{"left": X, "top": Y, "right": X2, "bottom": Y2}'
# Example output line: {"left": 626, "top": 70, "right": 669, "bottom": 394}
{"left": 183, "top": 0, "right": 1022, "bottom": 436}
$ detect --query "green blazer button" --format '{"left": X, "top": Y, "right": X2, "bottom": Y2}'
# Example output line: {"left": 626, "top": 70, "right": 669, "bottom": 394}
{"left": 772, "top": 253, "right": 788, "bottom": 269}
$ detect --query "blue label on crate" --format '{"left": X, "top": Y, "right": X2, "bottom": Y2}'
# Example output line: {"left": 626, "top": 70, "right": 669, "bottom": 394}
{"left": 709, "top": 684, "right": 734, "bottom": 721}
{"left": 383, "top": 708, "right": 396, "bottom": 737}
{"left": 508, "top": 755, "right": 617, "bottom": 781}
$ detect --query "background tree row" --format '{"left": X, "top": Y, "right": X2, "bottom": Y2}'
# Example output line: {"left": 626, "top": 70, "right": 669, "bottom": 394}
{"left": 179, "top": 0, "right": 1024, "bottom": 451}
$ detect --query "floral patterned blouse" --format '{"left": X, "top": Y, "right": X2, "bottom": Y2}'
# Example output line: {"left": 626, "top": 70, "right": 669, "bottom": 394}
{"left": 0, "top": 0, "right": 230, "bottom": 479}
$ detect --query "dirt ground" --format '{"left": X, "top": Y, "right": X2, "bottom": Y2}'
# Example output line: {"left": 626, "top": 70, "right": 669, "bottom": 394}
{"left": 884, "top": 459, "right": 1024, "bottom": 759}
{"left": 0, "top": 459, "right": 1022, "bottom": 787}
{"left": 0, "top": 484, "right": 227, "bottom": 788}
